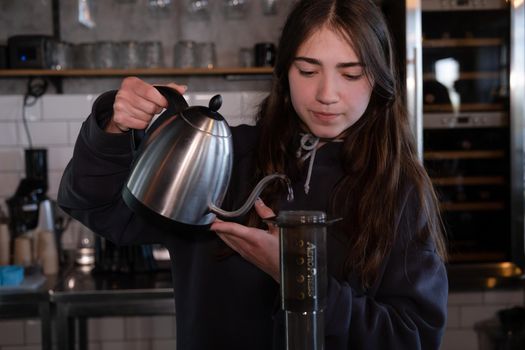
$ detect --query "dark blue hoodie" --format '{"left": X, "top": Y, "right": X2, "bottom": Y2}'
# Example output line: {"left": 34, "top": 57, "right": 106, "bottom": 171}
{"left": 58, "top": 91, "right": 448, "bottom": 350}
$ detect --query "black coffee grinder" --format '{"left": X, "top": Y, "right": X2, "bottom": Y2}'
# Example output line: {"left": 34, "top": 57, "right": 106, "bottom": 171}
{"left": 6, "top": 149, "right": 49, "bottom": 237}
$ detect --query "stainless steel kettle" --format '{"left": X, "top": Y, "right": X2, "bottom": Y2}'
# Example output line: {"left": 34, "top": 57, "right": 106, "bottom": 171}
{"left": 122, "top": 86, "right": 289, "bottom": 230}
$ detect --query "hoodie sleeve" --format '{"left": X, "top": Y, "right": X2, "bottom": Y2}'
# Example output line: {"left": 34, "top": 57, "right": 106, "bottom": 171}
{"left": 323, "top": 192, "right": 448, "bottom": 349}
{"left": 57, "top": 90, "right": 172, "bottom": 245}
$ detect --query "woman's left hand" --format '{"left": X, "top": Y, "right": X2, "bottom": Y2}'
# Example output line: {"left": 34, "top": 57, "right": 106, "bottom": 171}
{"left": 211, "top": 198, "right": 280, "bottom": 283}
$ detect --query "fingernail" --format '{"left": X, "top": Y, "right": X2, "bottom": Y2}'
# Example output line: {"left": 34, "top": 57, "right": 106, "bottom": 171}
{"left": 255, "top": 197, "right": 263, "bottom": 205}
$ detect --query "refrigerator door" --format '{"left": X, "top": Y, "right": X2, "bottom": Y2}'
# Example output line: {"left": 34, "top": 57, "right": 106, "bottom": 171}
{"left": 406, "top": 0, "right": 424, "bottom": 159}
{"left": 510, "top": 0, "right": 525, "bottom": 267}
{"left": 419, "top": 0, "right": 520, "bottom": 265}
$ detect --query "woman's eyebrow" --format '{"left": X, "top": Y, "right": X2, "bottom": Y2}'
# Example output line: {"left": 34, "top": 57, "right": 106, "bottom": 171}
{"left": 293, "top": 56, "right": 364, "bottom": 68}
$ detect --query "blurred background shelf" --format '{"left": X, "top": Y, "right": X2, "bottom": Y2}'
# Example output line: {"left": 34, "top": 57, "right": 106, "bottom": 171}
{"left": 0, "top": 67, "right": 274, "bottom": 77}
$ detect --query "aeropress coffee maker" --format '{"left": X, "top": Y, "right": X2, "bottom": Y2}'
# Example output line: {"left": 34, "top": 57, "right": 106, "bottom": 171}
{"left": 269, "top": 211, "right": 339, "bottom": 350}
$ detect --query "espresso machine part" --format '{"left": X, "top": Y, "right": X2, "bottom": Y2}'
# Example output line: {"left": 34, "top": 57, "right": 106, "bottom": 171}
{"left": 7, "top": 149, "right": 48, "bottom": 236}
{"left": 273, "top": 210, "right": 331, "bottom": 350}
{"left": 123, "top": 86, "right": 289, "bottom": 230}
{"left": 25, "top": 149, "right": 48, "bottom": 192}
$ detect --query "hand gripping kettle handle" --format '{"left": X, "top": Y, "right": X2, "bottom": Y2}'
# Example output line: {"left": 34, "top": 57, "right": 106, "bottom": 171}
{"left": 131, "top": 85, "right": 189, "bottom": 151}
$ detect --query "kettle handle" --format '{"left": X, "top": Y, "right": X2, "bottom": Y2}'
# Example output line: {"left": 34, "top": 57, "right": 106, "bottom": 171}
{"left": 131, "top": 86, "right": 189, "bottom": 150}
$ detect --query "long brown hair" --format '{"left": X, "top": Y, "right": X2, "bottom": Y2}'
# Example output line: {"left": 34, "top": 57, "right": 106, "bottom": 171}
{"left": 253, "top": 0, "right": 447, "bottom": 287}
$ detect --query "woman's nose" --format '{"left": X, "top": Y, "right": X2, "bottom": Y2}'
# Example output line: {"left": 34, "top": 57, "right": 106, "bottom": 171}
{"left": 316, "top": 76, "right": 339, "bottom": 105}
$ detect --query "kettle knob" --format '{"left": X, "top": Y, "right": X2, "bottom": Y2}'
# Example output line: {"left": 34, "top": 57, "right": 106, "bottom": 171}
{"left": 209, "top": 95, "right": 222, "bottom": 112}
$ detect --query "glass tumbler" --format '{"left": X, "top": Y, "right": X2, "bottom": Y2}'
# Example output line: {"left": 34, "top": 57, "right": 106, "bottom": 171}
{"left": 74, "top": 43, "right": 97, "bottom": 69}
{"left": 75, "top": 223, "right": 95, "bottom": 266}
{"left": 95, "top": 41, "right": 118, "bottom": 69}
{"left": 46, "top": 41, "right": 73, "bottom": 70}
{"left": 238, "top": 47, "right": 254, "bottom": 67}
{"left": 224, "top": 0, "right": 249, "bottom": 20}
{"left": 195, "top": 42, "right": 216, "bottom": 69}
{"left": 261, "top": 0, "right": 277, "bottom": 15}
{"left": 141, "top": 41, "right": 164, "bottom": 68}
{"left": 186, "top": 0, "right": 210, "bottom": 20}
{"left": 173, "top": 40, "right": 196, "bottom": 68}
{"left": 119, "top": 41, "right": 141, "bottom": 68}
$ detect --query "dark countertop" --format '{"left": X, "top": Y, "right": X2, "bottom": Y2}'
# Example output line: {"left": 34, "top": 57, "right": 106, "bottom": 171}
{"left": 50, "top": 266, "right": 174, "bottom": 302}
{"left": 2, "top": 260, "right": 525, "bottom": 303}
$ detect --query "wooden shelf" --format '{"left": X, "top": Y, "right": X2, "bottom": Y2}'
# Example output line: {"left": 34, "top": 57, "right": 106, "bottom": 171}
{"left": 432, "top": 176, "right": 505, "bottom": 186}
{"left": 423, "top": 38, "right": 503, "bottom": 48}
{"left": 448, "top": 251, "right": 507, "bottom": 263}
{"left": 423, "top": 71, "right": 500, "bottom": 81}
{"left": 425, "top": 150, "right": 505, "bottom": 160}
{"left": 441, "top": 201, "right": 505, "bottom": 211}
{"left": 424, "top": 103, "right": 505, "bottom": 112}
{"left": 0, "top": 67, "right": 274, "bottom": 77}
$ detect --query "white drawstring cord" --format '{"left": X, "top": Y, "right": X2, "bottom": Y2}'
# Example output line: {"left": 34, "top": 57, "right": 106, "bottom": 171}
{"left": 296, "top": 133, "right": 320, "bottom": 195}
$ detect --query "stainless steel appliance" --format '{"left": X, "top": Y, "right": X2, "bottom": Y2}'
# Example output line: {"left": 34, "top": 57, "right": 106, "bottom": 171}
{"left": 6, "top": 149, "right": 49, "bottom": 236}
{"left": 402, "top": 0, "right": 525, "bottom": 267}
{"left": 123, "top": 86, "right": 290, "bottom": 230}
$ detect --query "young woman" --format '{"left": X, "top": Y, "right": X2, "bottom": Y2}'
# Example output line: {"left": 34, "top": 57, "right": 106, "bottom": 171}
{"left": 58, "top": 0, "right": 448, "bottom": 349}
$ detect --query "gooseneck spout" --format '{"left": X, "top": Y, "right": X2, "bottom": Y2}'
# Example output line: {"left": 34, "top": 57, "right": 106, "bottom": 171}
{"left": 209, "top": 174, "right": 293, "bottom": 218}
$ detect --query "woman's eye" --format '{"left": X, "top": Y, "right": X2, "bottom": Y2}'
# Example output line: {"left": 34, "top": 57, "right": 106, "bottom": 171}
{"left": 299, "top": 69, "right": 316, "bottom": 77}
{"left": 343, "top": 73, "right": 363, "bottom": 81}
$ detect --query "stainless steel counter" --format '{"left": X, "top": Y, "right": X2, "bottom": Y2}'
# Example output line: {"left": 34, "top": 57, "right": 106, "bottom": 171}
{"left": 50, "top": 267, "right": 175, "bottom": 350}
{"left": 0, "top": 265, "right": 175, "bottom": 350}
{"left": 0, "top": 273, "right": 59, "bottom": 350}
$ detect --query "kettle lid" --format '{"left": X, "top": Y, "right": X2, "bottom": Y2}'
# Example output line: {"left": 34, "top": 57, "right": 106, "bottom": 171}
{"left": 180, "top": 94, "right": 231, "bottom": 137}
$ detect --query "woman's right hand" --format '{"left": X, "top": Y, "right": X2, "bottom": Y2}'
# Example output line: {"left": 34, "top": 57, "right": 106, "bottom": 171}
{"left": 105, "top": 77, "right": 188, "bottom": 133}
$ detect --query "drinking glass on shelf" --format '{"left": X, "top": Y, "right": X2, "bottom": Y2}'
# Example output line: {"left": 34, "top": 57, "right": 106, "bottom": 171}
{"left": 148, "top": 0, "right": 172, "bottom": 16}
{"left": 148, "top": 0, "right": 171, "bottom": 8}
{"left": 47, "top": 41, "right": 73, "bottom": 70}
{"left": 195, "top": 42, "right": 216, "bottom": 69}
{"left": 119, "top": 41, "right": 141, "bottom": 68}
{"left": 173, "top": 40, "right": 196, "bottom": 68}
{"left": 95, "top": 41, "right": 118, "bottom": 69}
{"left": 186, "top": 0, "right": 210, "bottom": 20}
{"left": 141, "top": 41, "right": 164, "bottom": 68}
{"left": 261, "top": 0, "right": 277, "bottom": 15}
{"left": 74, "top": 43, "right": 97, "bottom": 69}
{"left": 238, "top": 47, "right": 254, "bottom": 67}
{"left": 224, "top": 0, "right": 250, "bottom": 20}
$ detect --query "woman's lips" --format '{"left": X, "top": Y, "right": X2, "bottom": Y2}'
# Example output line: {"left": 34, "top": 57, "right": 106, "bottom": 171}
{"left": 312, "top": 111, "right": 339, "bottom": 122}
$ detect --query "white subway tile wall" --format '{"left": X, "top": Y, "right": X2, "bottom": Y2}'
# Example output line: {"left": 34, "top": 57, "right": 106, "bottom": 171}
{"left": 0, "top": 92, "right": 263, "bottom": 209}
{"left": 0, "top": 321, "right": 24, "bottom": 346}
{"left": 0, "top": 290, "right": 523, "bottom": 349}
{"left": 23, "top": 320, "right": 41, "bottom": 345}
{"left": 0, "top": 91, "right": 262, "bottom": 349}
{"left": 1, "top": 94, "right": 524, "bottom": 349}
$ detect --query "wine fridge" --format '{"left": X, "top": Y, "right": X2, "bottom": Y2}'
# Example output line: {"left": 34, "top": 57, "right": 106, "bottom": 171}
{"left": 403, "top": 0, "right": 525, "bottom": 268}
